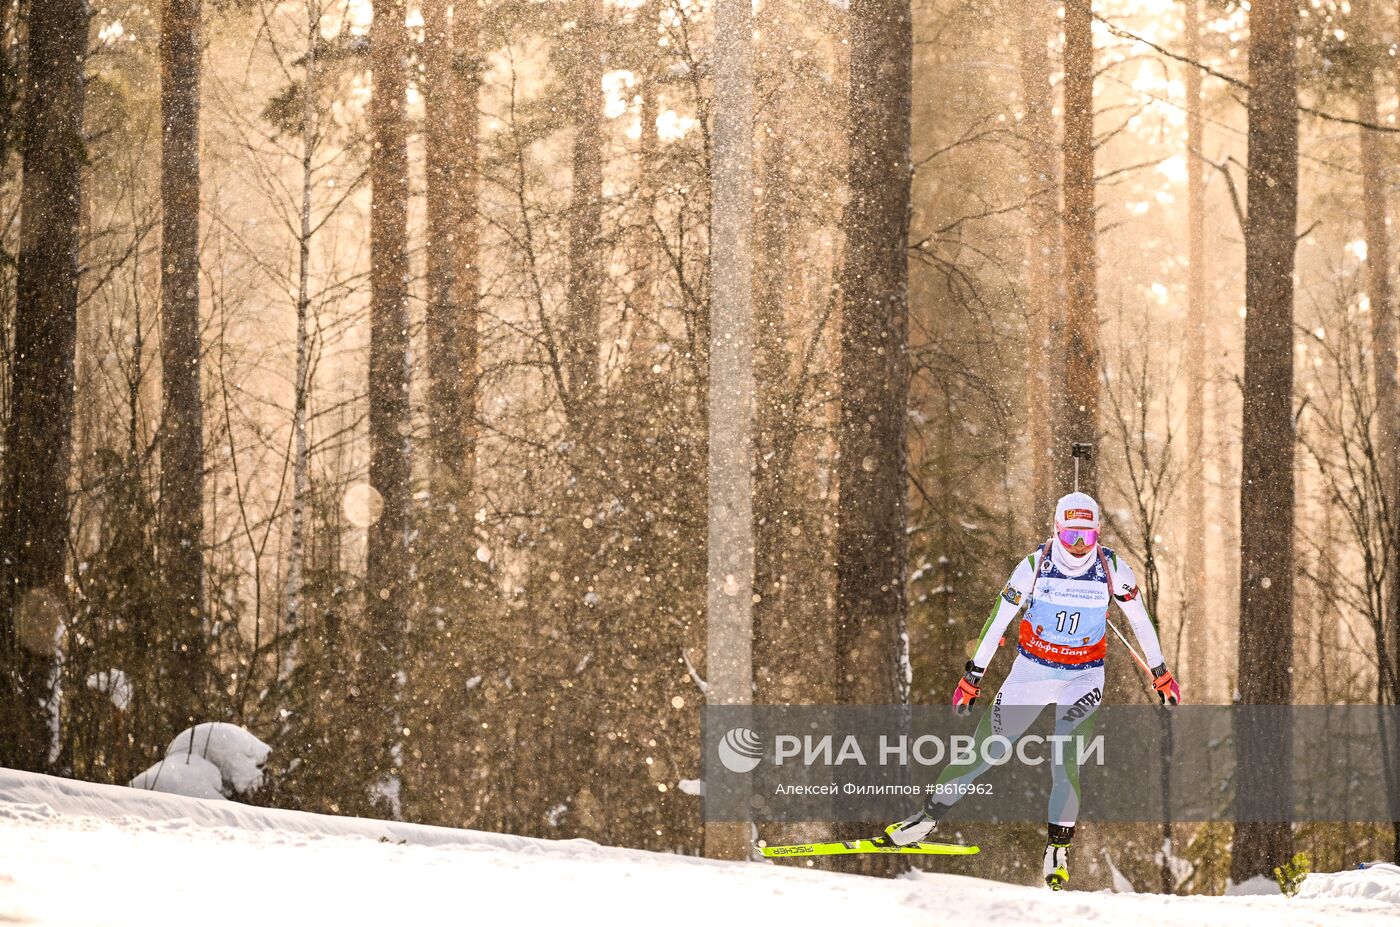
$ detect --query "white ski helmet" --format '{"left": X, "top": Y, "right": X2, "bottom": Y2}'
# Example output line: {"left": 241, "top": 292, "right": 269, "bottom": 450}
{"left": 1053, "top": 492, "right": 1099, "bottom": 531}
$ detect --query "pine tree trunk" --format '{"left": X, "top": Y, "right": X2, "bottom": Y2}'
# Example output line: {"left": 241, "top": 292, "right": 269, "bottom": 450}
{"left": 1183, "top": 0, "right": 1210, "bottom": 693}
{"left": 159, "top": 0, "right": 207, "bottom": 728}
{"left": 836, "top": 0, "right": 911, "bottom": 706}
{"left": 1355, "top": 0, "right": 1397, "bottom": 517}
{"left": 835, "top": 0, "right": 912, "bottom": 878}
{"left": 566, "top": 0, "right": 605, "bottom": 418}
{"left": 704, "top": 0, "right": 755, "bottom": 862}
{"left": 366, "top": 0, "right": 413, "bottom": 817}
{"left": 1015, "top": 0, "right": 1061, "bottom": 518}
{"left": 414, "top": 0, "right": 482, "bottom": 823}
{"left": 1355, "top": 0, "right": 1400, "bottom": 867}
{"left": 1391, "top": 2, "right": 1399, "bottom": 747}
{"left": 0, "top": 0, "right": 90, "bottom": 771}
{"left": 1058, "top": 0, "right": 1098, "bottom": 495}
{"left": 423, "top": 0, "right": 480, "bottom": 504}
{"left": 1232, "top": 0, "right": 1298, "bottom": 882}
{"left": 752, "top": 0, "right": 792, "bottom": 704}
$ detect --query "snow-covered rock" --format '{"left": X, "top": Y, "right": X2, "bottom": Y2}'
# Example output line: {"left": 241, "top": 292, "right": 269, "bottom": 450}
{"left": 164, "top": 722, "right": 270, "bottom": 795}
{"left": 1297, "top": 862, "right": 1400, "bottom": 905}
{"left": 128, "top": 754, "right": 224, "bottom": 801}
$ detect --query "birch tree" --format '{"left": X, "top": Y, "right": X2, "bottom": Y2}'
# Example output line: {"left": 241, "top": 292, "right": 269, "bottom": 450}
{"left": 281, "top": 0, "right": 323, "bottom": 691}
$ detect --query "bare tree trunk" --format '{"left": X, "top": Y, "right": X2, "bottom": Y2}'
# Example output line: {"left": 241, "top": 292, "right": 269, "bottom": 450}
{"left": 1016, "top": 0, "right": 1061, "bottom": 518}
{"left": 1355, "top": 16, "right": 1397, "bottom": 511}
{"left": 0, "top": 0, "right": 90, "bottom": 771}
{"left": 1390, "top": 16, "right": 1399, "bottom": 860}
{"left": 1232, "top": 0, "right": 1298, "bottom": 882}
{"left": 750, "top": 11, "right": 832, "bottom": 861}
{"left": 626, "top": 7, "right": 661, "bottom": 358}
{"left": 1058, "top": 0, "right": 1098, "bottom": 495}
{"left": 0, "top": 2, "right": 24, "bottom": 159}
{"left": 752, "top": 0, "right": 791, "bottom": 704}
{"left": 159, "top": 0, "right": 207, "bottom": 727}
{"left": 423, "top": 0, "right": 480, "bottom": 504}
{"left": 1356, "top": 0, "right": 1400, "bottom": 867}
{"left": 704, "top": 0, "right": 754, "bottom": 863}
{"left": 835, "top": 0, "right": 912, "bottom": 878}
{"left": 412, "top": 0, "right": 482, "bottom": 824}
{"left": 366, "top": 0, "right": 413, "bottom": 818}
{"left": 566, "top": 0, "right": 605, "bottom": 417}
{"left": 282, "top": 0, "right": 321, "bottom": 690}
{"left": 1183, "top": 0, "right": 1210, "bottom": 692}
{"left": 836, "top": 0, "right": 911, "bottom": 706}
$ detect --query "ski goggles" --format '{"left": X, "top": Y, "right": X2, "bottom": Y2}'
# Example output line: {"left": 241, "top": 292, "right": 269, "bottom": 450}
{"left": 1057, "top": 527, "right": 1098, "bottom": 548}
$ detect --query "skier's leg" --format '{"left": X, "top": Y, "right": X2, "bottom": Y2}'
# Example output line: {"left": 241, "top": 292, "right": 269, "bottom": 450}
{"left": 933, "top": 656, "right": 1058, "bottom": 791}
{"left": 888, "top": 658, "right": 1056, "bottom": 844}
{"left": 931, "top": 690, "right": 1046, "bottom": 794}
{"left": 1042, "top": 665, "right": 1104, "bottom": 888}
{"left": 1047, "top": 709, "right": 1098, "bottom": 825}
{"left": 1046, "top": 665, "right": 1103, "bottom": 827}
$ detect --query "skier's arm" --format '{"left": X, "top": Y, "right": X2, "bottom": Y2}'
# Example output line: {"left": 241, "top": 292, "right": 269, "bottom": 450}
{"left": 1106, "top": 555, "right": 1165, "bottom": 669}
{"left": 969, "top": 555, "right": 1037, "bottom": 670}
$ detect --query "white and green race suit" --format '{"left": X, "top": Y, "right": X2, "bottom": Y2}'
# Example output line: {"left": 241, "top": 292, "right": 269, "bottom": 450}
{"left": 930, "top": 539, "right": 1167, "bottom": 826}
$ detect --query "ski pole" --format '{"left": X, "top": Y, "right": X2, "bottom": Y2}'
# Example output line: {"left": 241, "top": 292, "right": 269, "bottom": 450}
{"left": 1106, "top": 617, "right": 1153, "bottom": 679}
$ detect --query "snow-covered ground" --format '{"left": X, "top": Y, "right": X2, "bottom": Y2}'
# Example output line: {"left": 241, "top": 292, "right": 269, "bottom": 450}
{"left": 1, "top": 768, "right": 1396, "bottom": 926}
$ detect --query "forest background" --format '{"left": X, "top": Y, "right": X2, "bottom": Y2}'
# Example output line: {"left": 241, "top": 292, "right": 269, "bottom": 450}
{"left": 1, "top": 0, "right": 1398, "bottom": 893}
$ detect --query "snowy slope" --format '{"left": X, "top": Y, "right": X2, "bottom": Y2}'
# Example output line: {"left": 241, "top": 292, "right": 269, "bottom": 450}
{"left": 0, "top": 768, "right": 1396, "bottom": 926}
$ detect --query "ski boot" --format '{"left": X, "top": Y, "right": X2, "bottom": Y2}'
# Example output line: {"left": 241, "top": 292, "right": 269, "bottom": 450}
{"left": 883, "top": 797, "right": 948, "bottom": 847}
{"left": 1043, "top": 823, "right": 1074, "bottom": 890}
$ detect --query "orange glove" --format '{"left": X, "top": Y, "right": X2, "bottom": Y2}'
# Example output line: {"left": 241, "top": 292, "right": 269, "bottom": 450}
{"left": 1152, "top": 664, "right": 1181, "bottom": 706}
{"left": 952, "top": 662, "right": 984, "bottom": 714}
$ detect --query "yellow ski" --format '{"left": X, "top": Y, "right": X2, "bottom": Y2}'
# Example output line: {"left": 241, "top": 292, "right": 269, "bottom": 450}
{"left": 759, "top": 838, "right": 979, "bottom": 858}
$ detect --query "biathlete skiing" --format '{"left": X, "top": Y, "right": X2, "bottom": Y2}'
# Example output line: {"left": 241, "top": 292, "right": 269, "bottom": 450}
{"left": 882, "top": 489, "right": 1182, "bottom": 889}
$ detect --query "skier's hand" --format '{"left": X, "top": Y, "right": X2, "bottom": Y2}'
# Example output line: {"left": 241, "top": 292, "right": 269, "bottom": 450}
{"left": 952, "top": 662, "right": 984, "bottom": 714}
{"left": 1151, "top": 664, "right": 1181, "bottom": 706}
